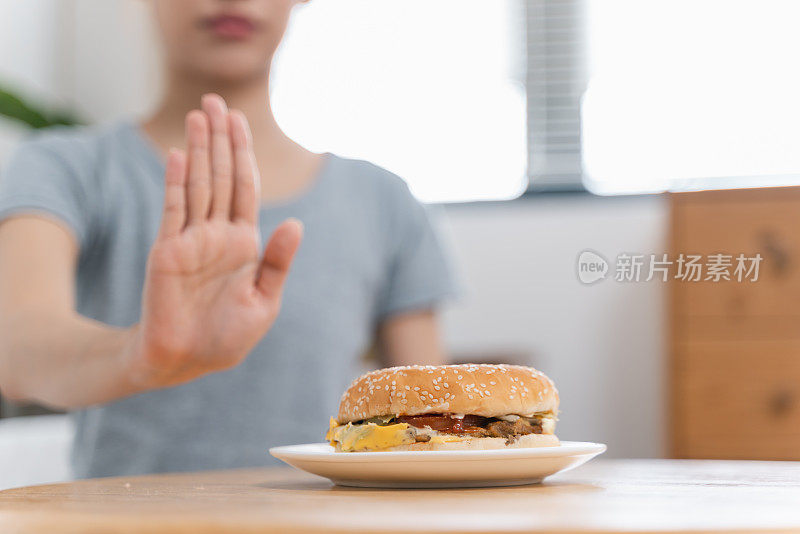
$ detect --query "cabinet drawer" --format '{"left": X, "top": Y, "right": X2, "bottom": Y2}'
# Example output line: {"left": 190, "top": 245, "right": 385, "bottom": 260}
{"left": 673, "top": 339, "right": 800, "bottom": 460}
{"left": 671, "top": 189, "right": 800, "bottom": 318}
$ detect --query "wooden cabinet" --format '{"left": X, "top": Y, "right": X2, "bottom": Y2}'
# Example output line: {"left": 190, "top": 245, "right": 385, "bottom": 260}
{"left": 670, "top": 187, "right": 800, "bottom": 459}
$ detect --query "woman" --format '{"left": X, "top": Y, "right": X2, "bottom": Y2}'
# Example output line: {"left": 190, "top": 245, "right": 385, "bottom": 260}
{"left": 0, "top": 0, "right": 456, "bottom": 477}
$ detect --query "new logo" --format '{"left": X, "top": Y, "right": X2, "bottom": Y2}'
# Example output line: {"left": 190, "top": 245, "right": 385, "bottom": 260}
{"left": 577, "top": 250, "right": 609, "bottom": 284}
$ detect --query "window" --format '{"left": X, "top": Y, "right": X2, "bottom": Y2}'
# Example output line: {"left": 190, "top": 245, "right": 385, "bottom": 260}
{"left": 274, "top": 1, "right": 799, "bottom": 199}
{"left": 271, "top": 0, "right": 527, "bottom": 203}
{"left": 584, "top": 0, "right": 800, "bottom": 194}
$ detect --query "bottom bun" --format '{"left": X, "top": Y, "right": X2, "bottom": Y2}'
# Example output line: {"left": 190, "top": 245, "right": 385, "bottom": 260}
{"left": 378, "top": 433, "right": 560, "bottom": 452}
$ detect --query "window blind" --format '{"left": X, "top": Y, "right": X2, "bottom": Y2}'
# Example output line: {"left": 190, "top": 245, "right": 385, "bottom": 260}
{"left": 526, "top": 0, "right": 588, "bottom": 191}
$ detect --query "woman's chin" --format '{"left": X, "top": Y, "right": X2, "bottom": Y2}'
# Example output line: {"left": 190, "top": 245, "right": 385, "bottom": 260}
{"left": 190, "top": 60, "right": 269, "bottom": 85}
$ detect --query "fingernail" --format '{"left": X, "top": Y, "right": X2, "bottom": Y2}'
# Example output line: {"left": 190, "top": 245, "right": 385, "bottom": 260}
{"left": 186, "top": 109, "right": 204, "bottom": 123}
{"left": 201, "top": 93, "right": 220, "bottom": 109}
{"left": 232, "top": 110, "right": 252, "bottom": 142}
{"left": 233, "top": 109, "right": 248, "bottom": 125}
{"left": 287, "top": 217, "right": 304, "bottom": 233}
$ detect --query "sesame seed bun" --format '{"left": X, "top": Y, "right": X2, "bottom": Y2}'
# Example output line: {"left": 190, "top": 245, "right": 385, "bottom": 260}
{"left": 337, "top": 364, "right": 559, "bottom": 423}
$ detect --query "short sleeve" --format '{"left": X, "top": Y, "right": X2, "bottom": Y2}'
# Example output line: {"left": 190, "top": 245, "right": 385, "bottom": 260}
{"left": 0, "top": 134, "right": 95, "bottom": 248}
{"left": 376, "top": 182, "right": 460, "bottom": 319}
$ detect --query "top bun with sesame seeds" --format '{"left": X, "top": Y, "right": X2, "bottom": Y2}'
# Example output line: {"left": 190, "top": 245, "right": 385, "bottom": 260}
{"left": 336, "top": 364, "right": 559, "bottom": 423}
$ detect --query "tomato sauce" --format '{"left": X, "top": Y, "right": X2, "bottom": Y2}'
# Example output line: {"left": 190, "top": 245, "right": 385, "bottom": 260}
{"left": 395, "top": 414, "right": 490, "bottom": 435}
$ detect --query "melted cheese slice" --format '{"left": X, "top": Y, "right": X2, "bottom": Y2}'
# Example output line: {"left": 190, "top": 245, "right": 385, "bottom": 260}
{"left": 327, "top": 420, "right": 416, "bottom": 451}
{"left": 326, "top": 415, "right": 555, "bottom": 452}
{"left": 428, "top": 435, "right": 466, "bottom": 444}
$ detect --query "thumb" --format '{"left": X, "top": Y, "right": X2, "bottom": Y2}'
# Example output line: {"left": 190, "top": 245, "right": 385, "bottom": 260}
{"left": 255, "top": 218, "right": 304, "bottom": 301}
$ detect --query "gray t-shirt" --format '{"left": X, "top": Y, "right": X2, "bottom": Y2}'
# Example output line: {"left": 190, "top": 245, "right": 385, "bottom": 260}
{"left": 0, "top": 122, "right": 456, "bottom": 478}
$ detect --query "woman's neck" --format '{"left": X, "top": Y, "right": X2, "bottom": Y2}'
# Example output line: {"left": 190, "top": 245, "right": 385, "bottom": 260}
{"left": 144, "top": 70, "right": 280, "bottom": 151}
{"left": 142, "top": 69, "right": 324, "bottom": 203}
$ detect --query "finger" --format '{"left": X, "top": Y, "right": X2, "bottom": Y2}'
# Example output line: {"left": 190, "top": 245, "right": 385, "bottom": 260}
{"left": 201, "top": 94, "right": 234, "bottom": 220}
{"left": 229, "top": 110, "right": 259, "bottom": 225}
{"left": 158, "top": 149, "right": 188, "bottom": 239}
{"left": 255, "top": 218, "right": 304, "bottom": 301}
{"left": 185, "top": 110, "right": 212, "bottom": 224}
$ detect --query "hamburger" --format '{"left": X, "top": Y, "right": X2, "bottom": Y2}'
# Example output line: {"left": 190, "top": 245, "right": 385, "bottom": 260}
{"left": 326, "top": 364, "right": 559, "bottom": 452}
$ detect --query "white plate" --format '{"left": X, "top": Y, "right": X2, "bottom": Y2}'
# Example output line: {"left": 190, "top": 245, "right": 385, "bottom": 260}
{"left": 270, "top": 441, "right": 606, "bottom": 488}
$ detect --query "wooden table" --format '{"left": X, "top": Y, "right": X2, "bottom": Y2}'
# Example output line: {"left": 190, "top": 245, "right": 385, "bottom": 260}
{"left": 1, "top": 459, "right": 799, "bottom": 533}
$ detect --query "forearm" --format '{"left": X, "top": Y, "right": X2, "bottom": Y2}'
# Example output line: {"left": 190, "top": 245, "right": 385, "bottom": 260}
{"left": 0, "top": 310, "right": 145, "bottom": 409}
{"left": 0, "top": 97, "right": 300, "bottom": 409}
{"left": 379, "top": 310, "right": 447, "bottom": 367}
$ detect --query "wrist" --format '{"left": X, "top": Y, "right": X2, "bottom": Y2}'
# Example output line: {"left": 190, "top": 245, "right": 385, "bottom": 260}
{"left": 119, "top": 324, "right": 159, "bottom": 393}
{"left": 120, "top": 324, "right": 200, "bottom": 392}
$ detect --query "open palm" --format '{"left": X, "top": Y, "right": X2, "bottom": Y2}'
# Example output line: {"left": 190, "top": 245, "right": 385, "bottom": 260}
{"left": 133, "top": 95, "right": 302, "bottom": 388}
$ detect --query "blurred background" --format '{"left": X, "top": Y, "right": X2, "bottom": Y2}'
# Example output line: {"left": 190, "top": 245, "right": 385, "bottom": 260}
{"left": 1, "top": 0, "right": 799, "bottom": 488}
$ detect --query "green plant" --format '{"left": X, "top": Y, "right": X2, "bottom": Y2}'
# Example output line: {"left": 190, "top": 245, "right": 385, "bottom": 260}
{"left": 0, "top": 85, "right": 81, "bottom": 129}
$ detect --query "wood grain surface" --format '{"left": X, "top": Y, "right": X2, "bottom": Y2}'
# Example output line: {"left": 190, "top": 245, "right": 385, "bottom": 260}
{"left": 1, "top": 459, "right": 800, "bottom": 533}
{"left": 669, "top": 188, "right": 800, "bottom": 460}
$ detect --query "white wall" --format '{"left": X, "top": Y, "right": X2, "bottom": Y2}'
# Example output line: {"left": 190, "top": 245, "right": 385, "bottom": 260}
{"left": 0, "top": 0, "right": 60, "bottom": 97}
{"left": 443, "top": 195, "right": 668, "bottom": 457}
{"left": 58, "top": 0, "right": 160, "bottom": 123}
{"left": 0, "top": 0, "right": 158, "bottom": 162}
{"left": 0, "top": 0, "right": 61, "bottom": 160}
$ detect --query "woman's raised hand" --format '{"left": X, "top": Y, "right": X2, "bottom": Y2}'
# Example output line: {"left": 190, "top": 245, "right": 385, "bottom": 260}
{"left": 131, "top": 94, "right": 302, "bottom": 388}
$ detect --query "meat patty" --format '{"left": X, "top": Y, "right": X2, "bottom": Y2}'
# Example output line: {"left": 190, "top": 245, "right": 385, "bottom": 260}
{"left": 393, "top": 414, "right": 544, "bottom": 443}
{"left": 483, "top": 418, "right": 543, "bottom": 442}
